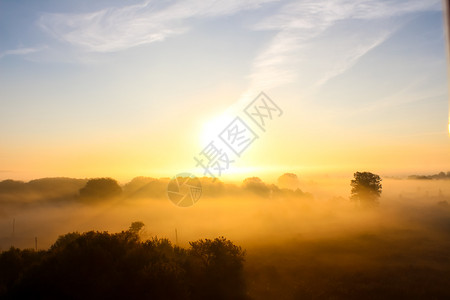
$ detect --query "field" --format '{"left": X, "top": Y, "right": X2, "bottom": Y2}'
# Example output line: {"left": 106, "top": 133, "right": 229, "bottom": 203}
{"left": 1, "top": 177, "right": 450, "bottom": 298}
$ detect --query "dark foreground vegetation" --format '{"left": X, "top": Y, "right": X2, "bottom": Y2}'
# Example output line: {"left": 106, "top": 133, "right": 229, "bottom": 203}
{"left": 0, "top": 223, "right": 246, "bottom": 300}
{"left": 3, "top": 217, "right": 450, "bottom": 300}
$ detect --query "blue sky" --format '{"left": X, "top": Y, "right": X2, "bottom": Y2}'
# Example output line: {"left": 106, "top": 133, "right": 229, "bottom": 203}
{"left": 0, "top": 0, "right": 448, "bottom": 181}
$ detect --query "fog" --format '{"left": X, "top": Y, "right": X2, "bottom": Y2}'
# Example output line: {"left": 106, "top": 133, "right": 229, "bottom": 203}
{"left": 1, "top": 176, "right": 449, "bottom": 250}
{"left": 1, "top": 175, "right": 450, "bottom": 297}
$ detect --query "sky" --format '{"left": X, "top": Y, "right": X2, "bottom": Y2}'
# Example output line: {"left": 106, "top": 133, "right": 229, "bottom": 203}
{"left": 0, "top": 0, "right": 449, "bottom": 183}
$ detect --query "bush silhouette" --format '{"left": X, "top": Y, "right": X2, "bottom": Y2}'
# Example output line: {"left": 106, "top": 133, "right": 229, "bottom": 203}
{"left": 0, "top": 224, "right": 247, "bottom": 300}
{"left": 187, "top": 237, "right": 246, "bottom": 299}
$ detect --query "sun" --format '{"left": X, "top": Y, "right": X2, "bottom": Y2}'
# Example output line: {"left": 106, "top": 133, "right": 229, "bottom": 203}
{"left": 199, "top": 113, "right": 234, "bottom": 147}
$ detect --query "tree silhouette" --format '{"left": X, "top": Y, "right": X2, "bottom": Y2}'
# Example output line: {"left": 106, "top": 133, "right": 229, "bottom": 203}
{"left": 129, "top": 221, "right": 145, "bottom": 235}
{"left": 350, "top": 172, "right": 382, "bottom": 207}
{"left": 243, "top": 177, "right": 269, "bottom": 197}
{"left": 122, "top": 177, "right": 167, "bottom": 198}
{"left": 79, "top": 178, "right": 122, "bottom": 201}
{"left": 277, "top": 173, "right": 300, "bottom": 190}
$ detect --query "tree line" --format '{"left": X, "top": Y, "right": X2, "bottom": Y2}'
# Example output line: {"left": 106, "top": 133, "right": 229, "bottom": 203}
{"left": 0, "top": 174, "right": 313, "bottom": 205}
{"left": 0, "top": 172, "right": 384, "bottom": 206}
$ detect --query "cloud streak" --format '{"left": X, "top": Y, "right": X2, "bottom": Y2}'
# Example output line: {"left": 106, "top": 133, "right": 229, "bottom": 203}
{"left": 245, "top": 0, "right": 441, "bottom": 92}
{"left": 36, "top": 0, "right": 441, "bottom": 95}
{"left": 38, "top": 0, "right": 277, "bottom": 53}
{"left": 0, "top": 47, "right": 44, "bottom": 59}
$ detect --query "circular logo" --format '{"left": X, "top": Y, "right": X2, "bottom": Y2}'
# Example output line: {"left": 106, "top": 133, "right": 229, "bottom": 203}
{"left": 167, "top": 173, "right": 202, "bottom": 207}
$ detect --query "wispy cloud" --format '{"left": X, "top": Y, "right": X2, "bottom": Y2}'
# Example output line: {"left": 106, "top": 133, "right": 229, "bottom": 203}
{"left": 0, "top": 46, "right": 44, "bottom": 59}
{"left": 38, "top": 0, "right": 277, "bottom": 53}
{"left": 355, "top": 75, "right": 446, "bottom": 114}
{"left": 34, "top": 0, "right": 441, "bottom": 94}
{"left": 244, "top": 0, "right": 441, "bottom": 93}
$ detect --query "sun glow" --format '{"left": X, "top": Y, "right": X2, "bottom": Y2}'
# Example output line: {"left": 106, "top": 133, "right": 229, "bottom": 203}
{"left": 199, "top": 113, "right": 234, "bottom": 147}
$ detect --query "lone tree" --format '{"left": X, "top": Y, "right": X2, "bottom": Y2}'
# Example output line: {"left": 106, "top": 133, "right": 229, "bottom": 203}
{"left": 350, "top": 172, "right": 382, "bottom": 206}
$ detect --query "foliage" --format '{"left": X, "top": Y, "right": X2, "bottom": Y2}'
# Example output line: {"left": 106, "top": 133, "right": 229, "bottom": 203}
{"left": 0, "top": 175, "right": 313, "bottom": 206}
{"left": 187, "top": 237, "right": 246, "bottom": 299}
{"left": 79, "top": 177, "right": 122, "bottom": 200}
{"left": 408, "top": 171, "right": 450, "bottom": 180}
{"left": 0, "top": 178, "right": 87, "bottom": 203}
{"left": 128, "top": 221, "right": 145, "bottom": 236}
{"left": 242, "top": 177, "right": 270, "bottom": 197}
{"left": 0, "top": 224, "right": 247, "bottom": 300}
{"left": 350, "top": 171, "right": 382, "bottom": 206}
{"left": 277, "top": 173, "right": 300, "bottom": 190}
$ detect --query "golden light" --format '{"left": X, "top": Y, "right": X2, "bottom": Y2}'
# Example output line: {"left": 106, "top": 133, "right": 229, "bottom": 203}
{"left": 199, "top": 113, "right": 234, "bottom": 147}
{"left": 443, "top": 0, "right": 450, "bottom": 137}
